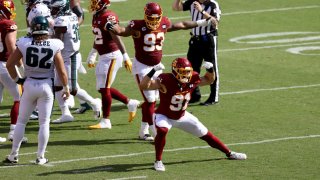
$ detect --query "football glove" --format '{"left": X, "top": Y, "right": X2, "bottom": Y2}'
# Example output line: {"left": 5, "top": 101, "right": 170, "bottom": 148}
{"left": 123, "top": 53, "right": 132, "bottom": 73}
{"left": 154, "top": 63, "right": 165, "bottom": 71}
{"left": 86, "top": 48, "right": 98, "bottom": 68}
{"left": 202, "top": 61, "right": 214, "bottom": 69}
{"left": 196, "top": 17, "right": 218, "bottom": 28}
{"left": 105, "top": 21, "right": 115, "bottom": 31}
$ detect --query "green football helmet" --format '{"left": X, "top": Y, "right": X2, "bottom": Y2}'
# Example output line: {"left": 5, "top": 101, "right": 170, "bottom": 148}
{"left": 31, "top": 15, "right": 49, "bottom": 35}
{"left": 50, "top": 0, "right": 70, "bottom": 17}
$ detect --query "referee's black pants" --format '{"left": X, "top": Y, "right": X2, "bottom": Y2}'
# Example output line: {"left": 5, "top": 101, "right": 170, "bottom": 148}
{"left": 187, "top": 33, "right": 219, "bottom": 103}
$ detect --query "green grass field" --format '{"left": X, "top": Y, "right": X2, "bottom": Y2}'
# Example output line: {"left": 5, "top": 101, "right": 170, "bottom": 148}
{"left": 1, "top": 0, "right": 320, "bottom": 179}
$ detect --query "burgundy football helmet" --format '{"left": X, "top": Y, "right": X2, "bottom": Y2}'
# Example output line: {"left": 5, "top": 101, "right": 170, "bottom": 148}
{"left": 0, "top": 0, "right": 15, "bottom": 20}
{"left": 89, "top": 0, "right": 110, "bottom": 14}
{"left": 172, "top": 58, "right": 193, "bottom": 83}
{"left": 144, "top": 2, "right": 162, "bottom": 30}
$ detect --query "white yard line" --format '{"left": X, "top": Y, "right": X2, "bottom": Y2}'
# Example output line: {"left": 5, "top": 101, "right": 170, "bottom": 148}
{"left": 109, "top": 83, "right": 320, "bottom": 106}
{"left": 18, "top": 5, "right": 320, "bottom": 32}
{"left": 0, "top": 134, "right": 319, "bottom": 169}
{"left": 108, "top": 176, "right": 147, "bottom": 180}
{"left": 162, "top": 41, "right": 320, "bottom": 57}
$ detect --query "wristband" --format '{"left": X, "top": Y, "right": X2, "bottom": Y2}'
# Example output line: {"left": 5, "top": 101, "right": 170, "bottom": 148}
{"left": 196, "top": 19, "right": 208, "bottom": 26}
{"left": 123, "top": 53, "right": 130, "bottom": 61}
{"left": 201, "top": 9, "right": 205, "bottom": 14}
{"left": 147, "top": 69, "right": 156, "bottom": 78}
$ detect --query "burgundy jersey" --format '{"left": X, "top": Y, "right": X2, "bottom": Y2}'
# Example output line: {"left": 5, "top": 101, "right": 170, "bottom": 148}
{"left": 129, "top": 16, "right": 171, "bottom": 66}
{"left": 0, "top": 19, "right": 17, "bottom": 62}
{"left": 155, "top": 72, "right": 201, "bottom": 120}
{"left": 92, "top": 10, "right": 119, "bottom": 55}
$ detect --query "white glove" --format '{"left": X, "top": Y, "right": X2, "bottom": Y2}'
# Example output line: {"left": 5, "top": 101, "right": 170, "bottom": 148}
{"left": 196, "top": 17, "right": 217, "bottom": 28}
{"left": 153, "top": 63, "right": 165, "bottom": 71}
{"left": 123, "top": 53, "right": 132, "bottom": 73}
{"left": 202, "top": 61, "right": 214, "bottom": 70}
{"left": 86, "top": 48, "right": 98, "bottom": 68}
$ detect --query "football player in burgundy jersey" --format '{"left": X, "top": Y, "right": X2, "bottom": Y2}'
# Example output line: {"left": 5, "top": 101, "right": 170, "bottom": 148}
{"left": 0, "top": 0, "right": 28, "bottom": 143}
{"left": 87, "top": 0, "right": 140, "bottom": 129}
{"left": 106, "top": 2, "right": 216, "bottom": 141}
{"left": 140, "top": 57, "right": 247, "bottom": 171}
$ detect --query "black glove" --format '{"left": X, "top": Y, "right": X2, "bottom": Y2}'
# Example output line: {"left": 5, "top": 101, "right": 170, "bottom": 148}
{"left": 104, "top": 21, "right": 115, "bottom": 31}
{"left": 16, "top": 78, "right": 26, "bottom": 85}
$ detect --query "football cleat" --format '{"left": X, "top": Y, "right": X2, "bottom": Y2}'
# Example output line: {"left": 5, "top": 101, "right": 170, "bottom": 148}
{"left": 52, "top": 114, "right": 74, "bottom": 124}
{"left": 3, "top": 155, "right": 18, "bottom": 164}
{"left": 29, "top": 110, "right": 39, "bottom": 120}
{"left": 139, "top": 134, "right": 154, "bottom": 141}
{"left": 227, "top": 151, "right": 247, "bottom": 160}
{"left": 35, "top": 157, "right": 49, "bottom": 165}
{"left": 73, "top": 102, "right": 92, "bottom": 114}
{"left": 88, "top": 119, "right": 111, "bottom": 129}
{"left": 0, "top": 137, "right": 6, "bottom": 143}
{"left": 92, "top": 98, "right": 102, "bottom": 119}
{"left": 8, "top": 131, "right": 28, "bottom": 144}
{"left": 127, "top": 99, "right": 140, "bottom": 122}
{"left": 154, "top": 160, "right": 165, "bottom": 171}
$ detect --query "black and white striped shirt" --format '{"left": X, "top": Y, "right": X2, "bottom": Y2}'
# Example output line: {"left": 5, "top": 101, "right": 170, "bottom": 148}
{"left": 182, "top": 0, "right": 221, "bottom": 36}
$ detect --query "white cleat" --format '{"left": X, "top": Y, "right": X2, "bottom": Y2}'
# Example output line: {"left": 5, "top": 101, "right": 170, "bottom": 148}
{"left": 92, "top": 98, "right": 102, "bottom": 119}
{"left": 29, "top": 111, "right": 38, "bottom": 120}
{"left": 52, "top": 114, "right": 74, "bottom": 124}
{"left": 8, "top": 131, "right": 28, "bottom": 144}
{"left": 154, "top": 161, "right": 165, "bottom": 171}
{"left": 228, "top": 151, "right": 247, "bottom": 160}
{"left": 35, "top": 157, "right": 49, "bottom": 165}
{"left": 127, "top": 99, "right": 140, "bottom": 122}
{"left": 0, "top": 137, "right": 6, "bottom": 143}
{"left": 139, "top": 134, "right": 154, "bottom": 141}
{"left": 88, "top": 118, "right": 112, "bottom": 129}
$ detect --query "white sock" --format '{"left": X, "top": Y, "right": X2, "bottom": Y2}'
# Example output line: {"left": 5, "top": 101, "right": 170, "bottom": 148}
{"left": 10, "top": 123, "right": 26, "bottom": 156}
{"left": 55, "top": 91, "right": 71, "bottom": 115}
{"left": 75, "top": 88, "right": 95, "bottom": 106}
{"left": 37, "top": 123, "right": 49, "bottom": 158}
{"left": 140, "top": 122, "right": 150, "bottom": 136}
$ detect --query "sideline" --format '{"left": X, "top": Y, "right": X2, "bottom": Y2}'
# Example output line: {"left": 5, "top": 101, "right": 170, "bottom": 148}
{"left": 0, "top": 134, "right": 319, "bottom": 169}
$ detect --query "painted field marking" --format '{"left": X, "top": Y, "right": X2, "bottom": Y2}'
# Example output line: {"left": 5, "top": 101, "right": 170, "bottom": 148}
{"left": 108, "top": 176, "right": 147, "bottom": 180}
{"left": 0, "top": 134, "right": 319, "bottom": 169}
{"left": 18, "top": 5, "right": 320, "bottom": 32}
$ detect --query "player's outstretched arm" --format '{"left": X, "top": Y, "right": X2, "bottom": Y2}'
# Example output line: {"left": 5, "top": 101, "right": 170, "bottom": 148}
{"left": 199, "top": 62, "right": 216, "bottom": 86}
{"left": 105, "top": 22, "right": 132, "bottom": 37}
{"left": 140, "top": 63, "right": 165, "bottom": 90}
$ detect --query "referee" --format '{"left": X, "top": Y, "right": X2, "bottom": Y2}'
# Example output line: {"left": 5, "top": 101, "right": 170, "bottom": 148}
{"left": 172, "top": 0, "right": 221, "bottom": 105}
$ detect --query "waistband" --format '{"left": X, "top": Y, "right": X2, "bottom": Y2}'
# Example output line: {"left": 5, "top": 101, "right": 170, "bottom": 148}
{"left": 29, "top": 77, "right": 50, "bottom": 80}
